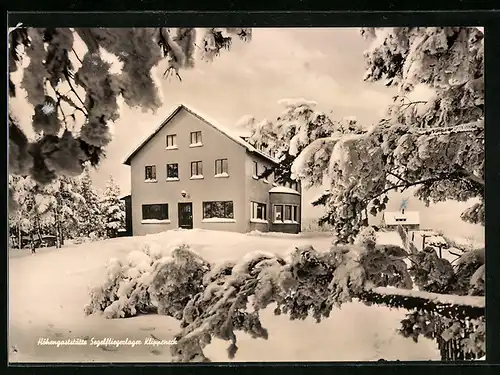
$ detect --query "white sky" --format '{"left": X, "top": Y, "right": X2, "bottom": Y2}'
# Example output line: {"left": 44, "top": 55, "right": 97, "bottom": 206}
{"left": 8, "top": 27, "right": 484, "bottom": 241}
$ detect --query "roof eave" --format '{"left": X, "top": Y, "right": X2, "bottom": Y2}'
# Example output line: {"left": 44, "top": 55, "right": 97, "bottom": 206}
{"left": 121, "top": 104, "right": 185, "bottom": 166}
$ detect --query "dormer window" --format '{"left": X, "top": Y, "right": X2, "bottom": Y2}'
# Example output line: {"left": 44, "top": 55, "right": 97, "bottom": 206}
{"left": 190, "top": 131, "right": 203, "bottom": 147}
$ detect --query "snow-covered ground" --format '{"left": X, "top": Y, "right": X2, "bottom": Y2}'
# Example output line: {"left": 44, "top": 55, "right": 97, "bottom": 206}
{"left": 8, "top": 229, "right": 440, "bottom": 362}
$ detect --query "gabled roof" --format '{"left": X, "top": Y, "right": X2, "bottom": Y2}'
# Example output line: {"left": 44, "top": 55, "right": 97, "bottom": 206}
{"left": 122, "top": 104, "right": 278, "bottom": 166}
{"left": 383, "top": 211, "right": 420, "bottom": 226}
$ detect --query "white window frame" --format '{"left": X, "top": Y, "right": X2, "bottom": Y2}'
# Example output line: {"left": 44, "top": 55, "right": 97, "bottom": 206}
{"left": 252, "top": 161, "right": 259, "bottom": 179}
{"left": 145, "top": 165, "right": 157, "bottom": 182}
{"left": 273, "top": 204, "right": 299, "bottom": 224}
{"left": 141, "top": 203, "right": 170, "bottom": 224}
{"left": 190, "top": 131, "right": 203, "bottom": 147}
{"left": 250, "top": 202, "right": 267, "bottom": 223}
{"left": 166, "top": 134, "right": 177, "bottom": 149}
{"left": 166, "top": 163, "right": 179, "bottom": 181}
{"left": 215, "top": 158, "right": 229, "bottom": 177}
{"left": 190, "top": 161, "right": 204, "bottom": 179}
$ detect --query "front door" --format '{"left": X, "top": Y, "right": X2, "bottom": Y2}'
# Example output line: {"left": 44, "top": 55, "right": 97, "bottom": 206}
{"left": 178, "top": 203, "right": 193, "bottom": 229}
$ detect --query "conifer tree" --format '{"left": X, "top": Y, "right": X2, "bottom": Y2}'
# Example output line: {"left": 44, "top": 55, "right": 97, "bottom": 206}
{"left": 101, "top": 174, "right": 125, "bottom": 238}
{"left": 75, "top": 163, "right": 105, "bottom": 238}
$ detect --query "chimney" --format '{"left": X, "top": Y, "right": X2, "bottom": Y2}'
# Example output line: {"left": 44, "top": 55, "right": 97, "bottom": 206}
{"left": 402, "top": 208, "right": 405, "bottom": 214}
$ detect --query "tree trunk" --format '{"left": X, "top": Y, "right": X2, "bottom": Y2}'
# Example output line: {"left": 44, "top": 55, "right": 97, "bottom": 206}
{"left": 18, "top": 225, "right": 22, "bottom": 249}
{"left": 30, "top": 231, "right": 36, "bottom": 253}
{"left": 61, "top": 227, "right": 65, "bottom": 246}
{"left": 54, "top": 209, "right": 61, "bottom": 249}
{"left": 36, "top": 226, "right": 43, "bottom": 247}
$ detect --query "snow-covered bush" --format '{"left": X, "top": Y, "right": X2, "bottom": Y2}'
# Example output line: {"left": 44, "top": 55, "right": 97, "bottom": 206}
{"left": 148, "top": 244, "right": 210, "bottom": 319}
{"left": 84, "top": 242, "right": 209, "bottom": 319}
{"left": 408, "top": 247, "right": 456, "bottom": 294}
{"left": 84, "top": 253, "right": 155, "bottom": 318}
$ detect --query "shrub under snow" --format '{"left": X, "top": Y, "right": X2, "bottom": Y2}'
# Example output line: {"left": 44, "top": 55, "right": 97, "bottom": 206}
{"left": 84, "top": 241, "right": 210, "bottom": 319}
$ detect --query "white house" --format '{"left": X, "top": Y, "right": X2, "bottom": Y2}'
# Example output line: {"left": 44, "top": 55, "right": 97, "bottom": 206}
{"left": 382, "top": 209, "right": 420, "bottom": 231}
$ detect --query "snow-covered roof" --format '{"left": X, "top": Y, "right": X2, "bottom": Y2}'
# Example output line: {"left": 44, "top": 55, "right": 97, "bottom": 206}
{"left": 122, "top": 104, "right": 278, "bottom": 165}
{"left": 383, "top": 211, "right": 420, "bottom": 226}
{"left": 269, "top": 186, "right": 301, "bottom": 195}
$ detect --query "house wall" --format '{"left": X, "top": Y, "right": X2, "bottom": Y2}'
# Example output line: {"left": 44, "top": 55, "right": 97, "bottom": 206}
{"left": 244, "top": 153, "right": 276, "bottom": 233}
{"left": 129, "top": 109, "right": 247, "bottom": 236}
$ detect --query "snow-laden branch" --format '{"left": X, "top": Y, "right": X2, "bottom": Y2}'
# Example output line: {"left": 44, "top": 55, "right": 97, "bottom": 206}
{"left": 360, "top": 287, "right": 484, "bottom": 320}
{"left": 410, "top": 120, "right": 484, "bottom": 136}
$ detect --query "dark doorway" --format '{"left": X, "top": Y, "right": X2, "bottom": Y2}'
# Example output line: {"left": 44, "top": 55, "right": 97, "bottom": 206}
{"left": 178, "top": 202, "right": 193, "bottom": 229}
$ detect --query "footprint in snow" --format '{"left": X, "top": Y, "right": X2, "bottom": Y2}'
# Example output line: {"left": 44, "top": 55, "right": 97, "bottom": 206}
{"left": 140, "top": 327, "right": 156, "bottom": 331}
{"left": 150, "top": 349, "right": 162, "bottom": 355}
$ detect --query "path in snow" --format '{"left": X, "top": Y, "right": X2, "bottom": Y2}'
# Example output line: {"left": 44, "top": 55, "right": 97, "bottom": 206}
{"left": 9, "top": 229, "right": 440, "bottom": 362}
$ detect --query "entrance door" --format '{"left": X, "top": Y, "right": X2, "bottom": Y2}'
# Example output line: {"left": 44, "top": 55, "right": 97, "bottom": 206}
{"left": 178, "top": 203, "right": 193, "bottom": 229}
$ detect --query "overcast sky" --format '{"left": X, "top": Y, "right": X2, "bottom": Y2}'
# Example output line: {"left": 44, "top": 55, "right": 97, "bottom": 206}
{"left": 9, "top": 27, "right": 484, "bottom": 241}
{"left": 101, "top": 28, "right": 394, "bottom": 193}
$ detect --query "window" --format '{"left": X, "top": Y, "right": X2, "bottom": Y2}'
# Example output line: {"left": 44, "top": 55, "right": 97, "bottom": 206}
{"left": 274, "top": 205, "right": 283, "bottom": 222}
{"left": 274, "top": 204, "right": 298, "bottom": 223}
{"left": 251, "top": 202, "right": 267, "bottom": 220}
{"left": 259, "top": 144, "right": 266, "bottom": 152}
{"left": 395, "top": 218, "right": 407, "bottom": 222}
{"left": 190, "top": 131, "right": 202, "bottom": 146}
{"left": 166, "top": 163, "right": 179, "bottom": 179}
{"left": 191, "top": 161, "right": 203, "bottom": 178}
{"left": 142, "top": 204, "right": 168, "bottom": 220}
{"left": 203, "top": 201, "right": 234, "bottom": 219}
{"left": 145, "top": 165, "right": 156, "bottom": 181}
{"left": 166, "top": 134, "right": 177, "bottom": 148}
{"left": 253, "top": 161, "right": 259, "bottom": 178}
{"left": 262, "top": 166, "right": 269, "bottom": 182}
{"left": 215, "top": 158, "right": 228, "bottom": 176}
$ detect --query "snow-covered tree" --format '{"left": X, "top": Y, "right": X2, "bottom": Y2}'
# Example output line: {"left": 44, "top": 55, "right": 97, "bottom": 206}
{"left": 101, "top": 174, "right": 125, "bottom": 238}
{"left": 9, "top": 175, "right": 36, "bottom": 248}
{"left": 40, "top": 175, "right": 85, "bottom": 247}
{"left": 241, "top": 27, "right": 484, "bottom": 244}
{"left": 9, "top": 173, "right": 86, "bottom": 249}
{"left": 8, "top": 27, "right": 252, "bottom": 206}
{"left": 74, "top": 163, "right": 105, "bottom": 238}
{"left": 237, "top": 99, "right": 357, "bottom": 187}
